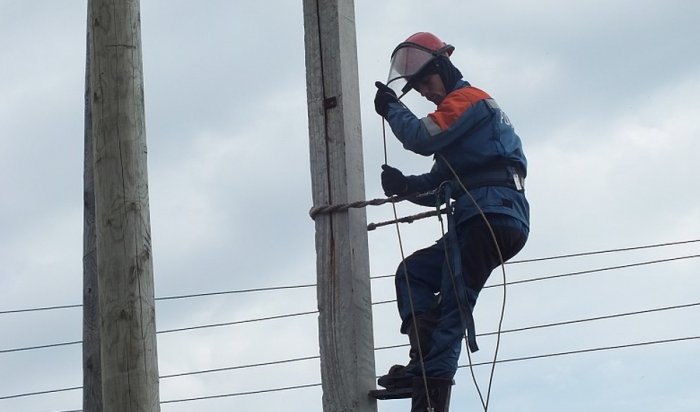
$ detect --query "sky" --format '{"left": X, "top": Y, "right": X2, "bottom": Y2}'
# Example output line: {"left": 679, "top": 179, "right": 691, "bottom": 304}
{"left": 1, "top": 0, "right": 699, "bottom": 411}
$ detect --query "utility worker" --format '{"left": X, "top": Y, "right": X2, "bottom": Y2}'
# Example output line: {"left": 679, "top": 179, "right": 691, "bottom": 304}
{"left": 374, "top": 32, "right": 530, "bottom": 411}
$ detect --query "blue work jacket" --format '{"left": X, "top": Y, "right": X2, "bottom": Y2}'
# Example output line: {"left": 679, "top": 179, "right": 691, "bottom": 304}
{"left": 385, "top": 80, "right": 529, "bottom": 229}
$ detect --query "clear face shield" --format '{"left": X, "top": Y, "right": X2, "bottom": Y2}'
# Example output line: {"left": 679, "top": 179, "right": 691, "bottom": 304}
{"left": 386, "top": 43, "right": 439, "bottom": 97}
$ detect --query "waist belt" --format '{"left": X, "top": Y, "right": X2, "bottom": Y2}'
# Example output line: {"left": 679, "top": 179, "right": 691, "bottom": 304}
{"left": 451, "top": 165, "right": 525, "bottom": 195}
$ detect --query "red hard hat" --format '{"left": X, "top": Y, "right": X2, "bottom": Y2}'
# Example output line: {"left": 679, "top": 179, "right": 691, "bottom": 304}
{"left": 398, "top": 32, "right": 455, "bottom": 57}
{"left": 387, "top": 32, "right": 455, "bottom": 94}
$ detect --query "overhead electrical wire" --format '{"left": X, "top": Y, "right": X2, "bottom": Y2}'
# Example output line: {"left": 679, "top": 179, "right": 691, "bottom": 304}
{"left": 458, "top": 335, "right": 700, "bottom": 369}
{"left": 375, "top": 301, "right": 700, "bottom": 353}
{"left": 4, "top": 301, "right": 697, "bottom": 402}
{"left": 0, "top": 283, "right": 317, "bottom": 316}
{"left": 0, "top": 310, "right": 319, "bottom": 354}
{"left": 2, "top": 238, "right": 696, "bottom": 317}
{"left": 508, "top": 238, "right": 700, "bottom": 265}
{"left": 2, "top": 254, "right": 698, "bottom": 355}
{"left": 1, "top": 242, "right": 698, "bottom": 408}
{"left": 482, "top": 254, "right": 700, "bottom": 289}
{"left": 7, "top": 334, "right": 699, "bottom": 406}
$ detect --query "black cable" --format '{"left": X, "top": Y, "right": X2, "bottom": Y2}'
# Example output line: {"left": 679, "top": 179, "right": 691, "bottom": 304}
{"left": 508, "top": 238, "right": 700, "bottom": 264}
{"left": 6, "top": 301, "right": 696, "bottom": 402}
{"left": 156, "top": 283, "right": 316, "bottom": 302}
{"left": 0, "top": 356, "right": 323, "bottom": 401}
{"left": 459, "top": 335, "right": 700, "bottom": 369}
{"left": 160, "top": 382, "right": 322, "bottom": 404}
{"left": 10, "top": 333, "right": 698, "bottom": 406}
{"left": 375, "top": 301, "right": 700, "bottom": 351}
{"left": 43, "top": 332, "right": 698, "bottom": 409}
{"left": 0, "top": 340, "right": 82, "bottom": 354}
{"left": 0, "top": 385, "right": 82, "bottom": 400}
{"left": 4, "top": 254, "right": 698, "bottom": 354}
{"left": 0, "top": 284, "right": 316, "bottom": 316}
{"left": 160, "top": 354, "right": 320, "bottom": 379}
{"left": 2, "top": 238, "right": 696, "bottom": 316}
{"left": 0, "top": 303, "right": 82, "bottom": 315}
{"left": 41, "top": 382, "right": 324, "bottom": 412}
{"left": 482, "top": 254, "right": 700, "bottom": 289}
{"left": 0, "top": 310, "right": 318, "bottom": 354}
{"left": 139, "top": 336, "right": 700, "bottom": 406}
{"left": 156, "top": 310, "right": 317, "bottom": 335}
{"left": 371, "top": 254, "right": 700, "bottom": 307}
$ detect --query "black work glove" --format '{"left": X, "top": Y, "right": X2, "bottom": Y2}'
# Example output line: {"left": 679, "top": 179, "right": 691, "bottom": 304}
{"left": 374, "top": 81, "right": 399, "bottom": 118}
{"left": 381, "top": 164, "right": 409, "bottom": 197}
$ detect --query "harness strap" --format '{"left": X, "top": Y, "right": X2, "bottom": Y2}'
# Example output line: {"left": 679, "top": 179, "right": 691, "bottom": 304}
{"left": 451, "top": 163, "right": 525, "bottom": 195}
{"left": 443, "top": 185, "right": 480, "bottom": 353}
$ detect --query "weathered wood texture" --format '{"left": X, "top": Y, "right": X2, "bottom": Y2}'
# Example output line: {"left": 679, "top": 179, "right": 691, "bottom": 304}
{"left": 83, "top": 7, "right": 103, "bottom": 410}
{"left": 88, "top": 0, "right": 160, "bottom": 410}
{"left": 303, "top": 1, "right": 377, "bottom": 411}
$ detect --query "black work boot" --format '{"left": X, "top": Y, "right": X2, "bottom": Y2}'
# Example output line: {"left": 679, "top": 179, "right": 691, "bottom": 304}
{"left": 411, "top": 376, "right": 453, "bottom": 412}
{"left": 378, "top": 314, "right": 437, "bottom": 389}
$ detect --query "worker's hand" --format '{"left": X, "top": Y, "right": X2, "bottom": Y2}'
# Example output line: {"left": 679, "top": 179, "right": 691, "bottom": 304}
{"left": 374, "top": 81, "right": 399, "bottom": 118}
{"left": 381, "top": 164, "right": 409, "bottom": 197}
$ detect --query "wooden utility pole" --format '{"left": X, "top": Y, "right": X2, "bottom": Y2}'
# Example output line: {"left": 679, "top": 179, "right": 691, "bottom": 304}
{"left": 303, "top": 1, "right": 377, "bottom": 411}
{"left": 82, "top": 5, "right": 102, "bottom": 409}
{"left": 88, "top": 0, "right": 160, "bottom": 410}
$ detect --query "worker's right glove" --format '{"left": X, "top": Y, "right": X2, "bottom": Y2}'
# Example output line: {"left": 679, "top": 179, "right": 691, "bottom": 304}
{"left": 374, "top": 81, "right": 399, "bottom": 118}
{"left": 381, "top": 164, "right": 409, "bottom": 197}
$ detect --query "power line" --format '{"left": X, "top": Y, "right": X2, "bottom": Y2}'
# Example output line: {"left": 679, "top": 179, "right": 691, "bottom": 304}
{"left": 0, "top": 340, "right": 82, "bottom": 354}
{"left": 0, "top": 357, "right": 323, "bottom": 401}
{"left": 0, "top": 283, "right": 316, "bottom": 316}
{"left": 2, "top": 238, "right": 697, "bottom": 316}
{"left": 192, "top": 335, "right": 700, "bottom": 400}
{"left": 0, "top": 303, "right": 82, "bottom": 316}
{"left": 482, "top": 254, "right": 700, "bottom": 290}
{"left": 0, "top": 385, "right": 82, "bottom": 401}
{"left": 4, "top": 301, "right": 697, "bottom": 402}
{"left": 508, "top": 238, "right": 700, "bottom": 264}
{"left": 160, "top": 354, "right": 320, "bottom": 379}
{"left": 375, "top": 301, "right": 700, "bottom": 351}
{"left": 372, "top": 254, "right": 700, "bottom": 305}
{"left": 156, "top": 310, "right": 318, "bottom": 335}
{"left": 3, "top": 253, "right": 698, "bottom": 355}
{"left": 24, "top": 334, "right": 699, "bottom": 410}
{"left": 143, "top": 300, "right": 700, "bottom": 380}
{"left": 160, "top": 382, "right": 322, "bottom": 404}
{"left": 0, "top": 310, "right": 319, "bottom": 354}
{"left": 156, "top": 282, "right": 316, "bottom": 302}
{"left": 460, "top": 335, "right": 700, "bottom": 369}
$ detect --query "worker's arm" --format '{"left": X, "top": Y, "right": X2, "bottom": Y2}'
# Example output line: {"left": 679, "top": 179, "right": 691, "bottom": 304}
{"left": 385, "top": 86, "right": 492, "bottom": 156}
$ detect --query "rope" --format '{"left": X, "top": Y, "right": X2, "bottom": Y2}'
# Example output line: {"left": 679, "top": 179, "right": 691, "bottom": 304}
{"left": 381, "top": 118, "right": 435, "bottom": 412}
{"left": 439, "top": 154, "right": 509, "bottom": 412}
{"left": 308, "top": 192, "right": 427, "bottom": 219}
{"left": 367, "top": 208, "right": 447, "bottom": 231}
{"left": 435, "top": 187, "right": 488, "bottom": 409}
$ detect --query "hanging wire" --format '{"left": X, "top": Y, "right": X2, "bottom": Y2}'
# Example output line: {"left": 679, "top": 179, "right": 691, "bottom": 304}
{"left": 437, "top": 154, "right": 514, "bottom": 411}
{"left": 434, "top": 186, "right": 488, "bottom": 409}
{"left": 381, "top": 117, "right": 435, "bottom": 411}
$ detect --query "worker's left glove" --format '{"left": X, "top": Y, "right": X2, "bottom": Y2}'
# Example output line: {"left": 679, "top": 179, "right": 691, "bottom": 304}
{"left": 381, "top": 164, "right": 409, "bottom": 197}
{"left": 374, "top": 81, "right": 399, "bottom": 118}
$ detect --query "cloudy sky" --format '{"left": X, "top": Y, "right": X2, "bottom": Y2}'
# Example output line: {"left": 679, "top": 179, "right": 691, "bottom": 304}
{"left": 1, "top": 0, "right": 699, "bottom": 411}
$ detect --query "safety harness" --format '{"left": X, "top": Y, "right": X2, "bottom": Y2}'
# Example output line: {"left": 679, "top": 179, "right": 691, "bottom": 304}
{"left": 437, "top": 162, "right": 525, "bottom": 353}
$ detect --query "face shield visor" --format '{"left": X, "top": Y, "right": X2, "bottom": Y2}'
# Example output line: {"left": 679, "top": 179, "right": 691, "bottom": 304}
{"left": 386, "top": 42, "right": 453, "bottom": 96}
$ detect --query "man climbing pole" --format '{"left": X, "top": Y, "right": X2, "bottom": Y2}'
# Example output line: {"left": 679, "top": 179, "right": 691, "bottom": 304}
{"left": 373, "top": 32, "right": 530, "bottom": 411}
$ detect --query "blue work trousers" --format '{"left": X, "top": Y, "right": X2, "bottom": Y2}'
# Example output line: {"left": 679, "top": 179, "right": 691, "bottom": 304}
{"left": 396, "top": 214, "right": 528, "bottom": 378}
